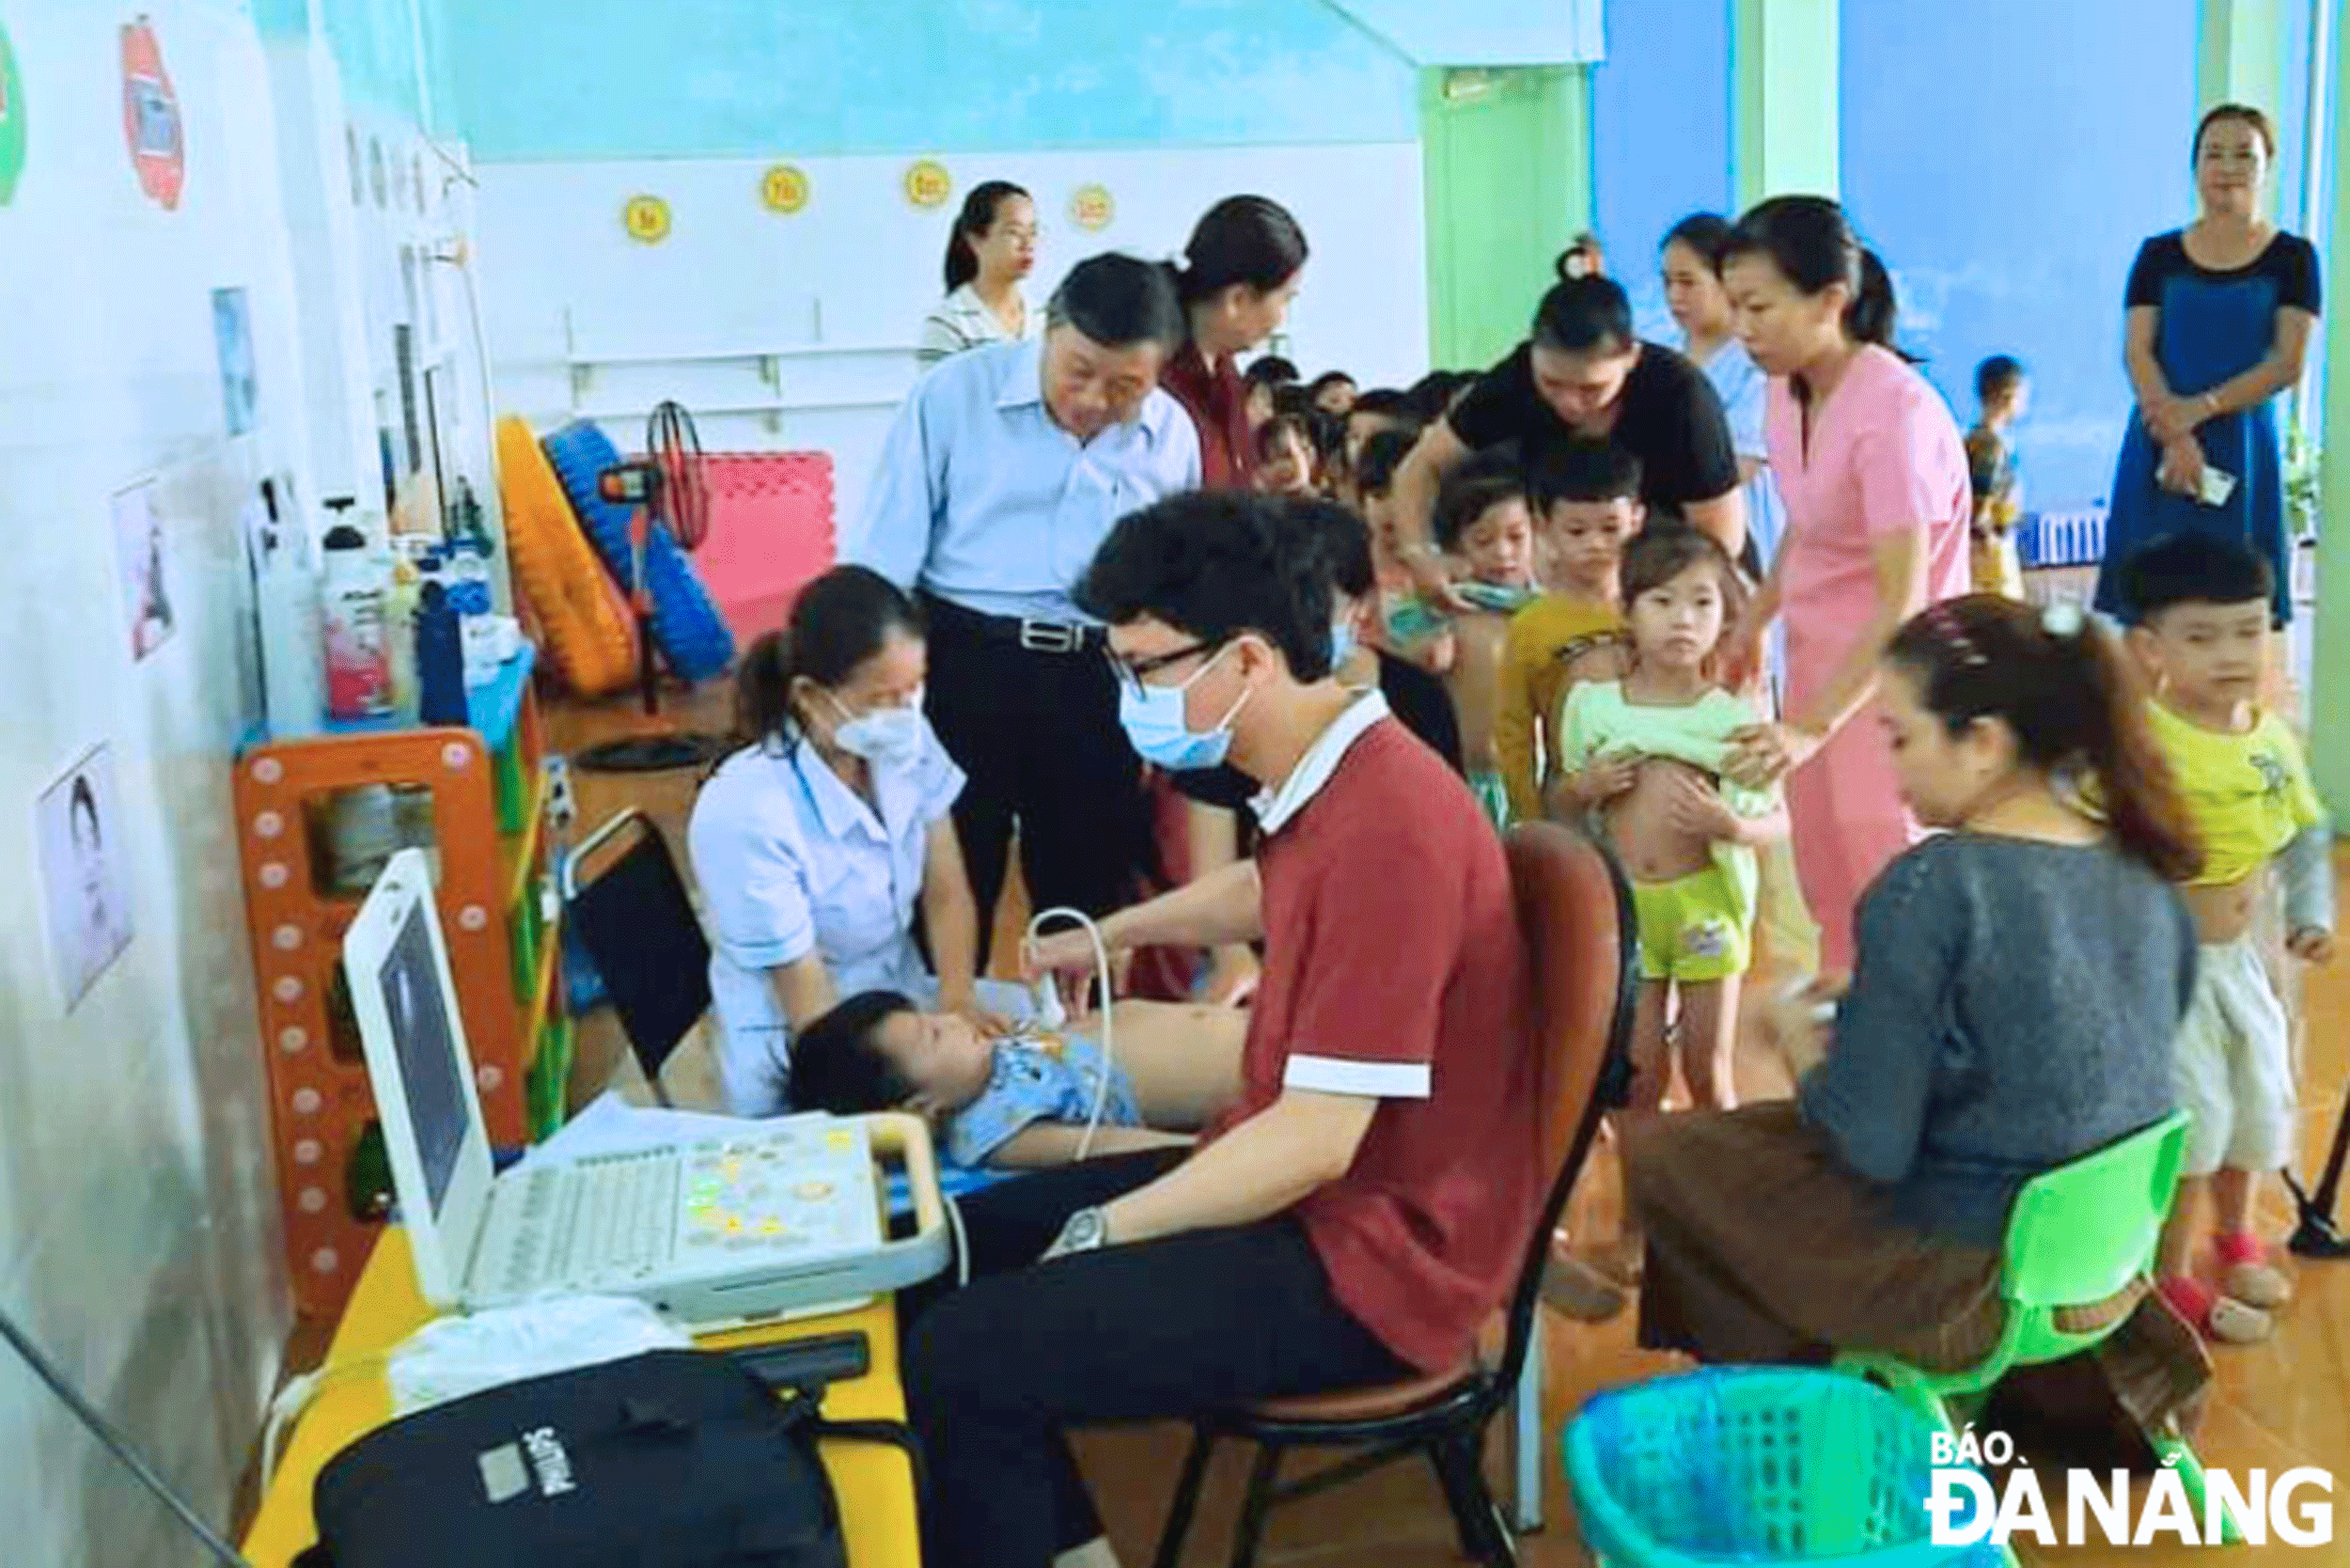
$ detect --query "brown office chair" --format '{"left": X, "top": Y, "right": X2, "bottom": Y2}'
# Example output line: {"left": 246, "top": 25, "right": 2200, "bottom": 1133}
{"left": 1150, "top": 823, "right": 1637, "bottom": 1568}
{"left": 561, "top": 808, "right": 712, "bottom": 1106}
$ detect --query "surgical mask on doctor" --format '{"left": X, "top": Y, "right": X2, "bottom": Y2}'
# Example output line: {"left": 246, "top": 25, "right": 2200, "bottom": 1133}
{"left": 1118, "top": 642, "right": 1252, "bottom": 772}
{"left": 826, "top": 690, "right": 926, "bottom": 767}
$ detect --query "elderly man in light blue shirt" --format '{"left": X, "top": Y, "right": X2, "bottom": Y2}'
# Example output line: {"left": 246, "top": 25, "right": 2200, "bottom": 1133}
{"left": 854, "top": 253, "right": 1200, "bottom": 963}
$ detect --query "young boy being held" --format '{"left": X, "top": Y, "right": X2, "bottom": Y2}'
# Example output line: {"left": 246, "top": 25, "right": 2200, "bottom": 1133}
{"left": 792, "top": 992, "right": 1245, "bottom": 1170}
{"left": 2123, "top": 531, "right": 2336, "bottom": 1345}
{"left": 1966, "top": 355, "right": 2029, "bottom": 600}
{"left": 1431, "top": 448, "right": 1539, "bottom": 826}
{"left": 1356, "top": 426, "right": 1453, "bottom": 673}
{"left": 1496, "top": 441, "right": 1644, "bottom": 823}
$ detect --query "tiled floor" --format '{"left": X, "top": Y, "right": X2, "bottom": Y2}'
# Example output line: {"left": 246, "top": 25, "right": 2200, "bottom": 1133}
{"left": 548, "top": 684, "right": 2350, "bottom": 1566}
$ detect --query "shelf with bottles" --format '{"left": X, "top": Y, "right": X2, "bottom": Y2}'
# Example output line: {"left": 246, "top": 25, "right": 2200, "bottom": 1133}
{"left": 232, "top": 640, "right": 565, "bottom": 1317}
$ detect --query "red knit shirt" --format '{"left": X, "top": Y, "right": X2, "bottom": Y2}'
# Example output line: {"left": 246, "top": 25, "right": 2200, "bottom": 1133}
{"left": 1205, "top": 713, "right": 1540, "bottom": 1372}
{"left": 1161, "top": 342, "right": 1256, "bottom": 489}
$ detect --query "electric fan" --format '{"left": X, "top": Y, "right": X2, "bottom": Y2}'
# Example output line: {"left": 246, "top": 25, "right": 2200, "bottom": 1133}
{"left": 575, "top": 400, "right": 735, "bottom": 773}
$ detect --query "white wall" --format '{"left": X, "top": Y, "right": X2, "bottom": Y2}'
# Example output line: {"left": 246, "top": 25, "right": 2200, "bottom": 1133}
{"left": 0, "top": 4, "right": 485, "bottom": 1560}
{"left": 473, "top": 143, "right": 1428, "bottom": 546}
{"left": 0, "top": 5, "right": 306, "bottom": 1563}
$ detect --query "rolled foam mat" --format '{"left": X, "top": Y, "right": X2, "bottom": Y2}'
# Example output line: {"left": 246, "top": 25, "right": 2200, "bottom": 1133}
{"left": 541, "top": 418, "right": 737, "bottom": 684}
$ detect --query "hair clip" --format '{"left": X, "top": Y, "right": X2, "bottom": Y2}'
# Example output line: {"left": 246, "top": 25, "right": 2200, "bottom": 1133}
{"left": 1924, "top": 601, "right": 1989, "bottom": 668}
{"left": 2041, "top": 600, "right": 2086, "bottom": 639}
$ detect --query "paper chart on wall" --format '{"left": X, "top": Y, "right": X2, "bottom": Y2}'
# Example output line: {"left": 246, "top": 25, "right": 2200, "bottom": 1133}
{"left": 212, "top": 286, "right": 258, "bottom": 436}
{"left": 38, "top": 743, "right": 136, "bottom": 1010}
{"left": 113, "top": 478, "right": 176, "bottom": 660}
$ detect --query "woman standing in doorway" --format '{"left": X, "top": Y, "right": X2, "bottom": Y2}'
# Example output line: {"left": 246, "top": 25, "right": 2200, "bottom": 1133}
{"left": 1160, "top": 195, "right": 1310, "bottom": 489}
{"left": 917, "top": 180, "right": 1042, "bottom": 367}
{"left": 2095, "top": 104, "right": 2319, "bottom": 628}
{"left": 1716, "top": 197, "right": 1971, "bottom": 977}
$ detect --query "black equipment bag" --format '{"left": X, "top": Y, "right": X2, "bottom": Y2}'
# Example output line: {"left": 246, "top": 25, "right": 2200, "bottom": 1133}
{"left": 291, "top": 1349, "right": 918, "bottom": 1568}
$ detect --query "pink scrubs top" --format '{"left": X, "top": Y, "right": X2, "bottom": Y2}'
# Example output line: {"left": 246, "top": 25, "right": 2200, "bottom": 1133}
{"left": 1765, "top": 345, "right": 1971, "bottom": 972}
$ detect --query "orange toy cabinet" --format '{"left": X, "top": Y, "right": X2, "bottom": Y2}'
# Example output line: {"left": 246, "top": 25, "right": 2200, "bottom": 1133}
{"left": 234, "top": 658, "right": 565, "bottom": 1317}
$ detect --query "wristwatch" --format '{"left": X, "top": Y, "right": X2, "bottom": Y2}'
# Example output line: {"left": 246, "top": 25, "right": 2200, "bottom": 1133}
{"left": 1042, "top": 1206, "right": 1111, "bottom": 1261}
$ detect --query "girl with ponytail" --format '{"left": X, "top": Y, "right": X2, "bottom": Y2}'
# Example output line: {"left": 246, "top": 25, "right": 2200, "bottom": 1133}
{"left": 1715, "top": 196, "right": 1975, "bottom": 975}
{"left": 1607, "top": 592, "right": 2206, "bottom": 1440}
{"left": 1159, "top": 195, "right": 1311, "bottom": 489}
{"left": 690, "top": 566, "right": 1023, "bottom": 1115}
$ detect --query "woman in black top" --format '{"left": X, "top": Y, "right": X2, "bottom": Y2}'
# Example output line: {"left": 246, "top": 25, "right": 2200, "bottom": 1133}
{"left": 2095, "top": 103, "right": 2319, "bottom": 627}
{"left": 1392, "top": 243, "right": 1746, "bottom": 604}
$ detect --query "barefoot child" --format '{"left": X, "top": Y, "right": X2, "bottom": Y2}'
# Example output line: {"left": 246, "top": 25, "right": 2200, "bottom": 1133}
{"left": 1560, "top": 525, "right": 1785, "bottom": 1113}
{"left": 1549, "top": 526, "right": 1786, "bottom": 1299}
{"left": 2122, "top": 532, "right": 2335, "bottom": 1345}
{"left": 791, "top": 993, "right": 1246, "bottom": 1169}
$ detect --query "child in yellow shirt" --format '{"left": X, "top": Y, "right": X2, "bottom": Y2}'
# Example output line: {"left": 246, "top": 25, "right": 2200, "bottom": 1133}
{"left": 2122, "top": 532, "right": 2335, "bottom": 1347}
{"left": 1497, "top": 441, "right": 1643, "bottom": 822}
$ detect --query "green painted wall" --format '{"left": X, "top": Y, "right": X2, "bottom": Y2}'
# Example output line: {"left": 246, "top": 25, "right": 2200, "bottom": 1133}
{"left": 1732, "top": 0, "right": 1839, "bottom": 206}
{"left": 2309, "top": 0, "right": 2350, "bottom": 813}
{"left": 2200, "top": 0, "right": 2288, "bottom": 113}
{"left": 1419, "top": 65, "right": 1592, "bottom": 370}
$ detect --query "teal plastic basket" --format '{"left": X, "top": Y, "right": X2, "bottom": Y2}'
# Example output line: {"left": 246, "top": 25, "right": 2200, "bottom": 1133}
{"left": 1564, "top": 1369, "right": 1992, "bottom": 1566}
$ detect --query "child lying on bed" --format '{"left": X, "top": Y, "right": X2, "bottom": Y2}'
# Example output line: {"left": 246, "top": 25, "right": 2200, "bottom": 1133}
{"left": 788, "top": 992, "right": 1246, "bottom": 1169}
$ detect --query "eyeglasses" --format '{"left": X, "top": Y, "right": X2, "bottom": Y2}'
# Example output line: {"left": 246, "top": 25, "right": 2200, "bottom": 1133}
{"left": 1103, "top": 639, "right": 1223, "bottom": 698}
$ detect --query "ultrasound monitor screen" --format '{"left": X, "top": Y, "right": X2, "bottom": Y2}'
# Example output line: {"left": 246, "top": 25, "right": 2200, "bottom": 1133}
{"left": 381, "top": 901, "right": 471, "bottom": 1220}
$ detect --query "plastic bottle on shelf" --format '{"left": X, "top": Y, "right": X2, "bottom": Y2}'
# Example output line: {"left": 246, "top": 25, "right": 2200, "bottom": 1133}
{"left": 385, "top": 545, "right": 423, "bottom": 722}
{"left": 415, "top": 579, "right": 469, "bottom": 727}
{"left": 450, "top": 538, "right": 502, "bottom": 685}
{"left": 321, "top": 514, "right": 395, "bottom": 721}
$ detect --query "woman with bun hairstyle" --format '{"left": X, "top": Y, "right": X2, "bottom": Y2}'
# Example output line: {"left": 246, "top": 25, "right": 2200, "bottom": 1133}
{"left": 1713, "top": 197, "right": 1972, "bottom": 978}
{"left": 1159, "top": 195, "right": 1310, "bottom": 488}
{"left": 1390, "top": 234, "right": 1747, "bottom": 604}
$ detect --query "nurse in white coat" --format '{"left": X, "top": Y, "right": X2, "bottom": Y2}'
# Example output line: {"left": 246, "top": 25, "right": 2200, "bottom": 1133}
{"left": 688, "top": 566, "right": 1022, "bottom": 1115}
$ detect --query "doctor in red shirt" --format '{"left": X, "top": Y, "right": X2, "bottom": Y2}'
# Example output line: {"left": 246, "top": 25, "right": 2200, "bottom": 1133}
{"left": 902, "top": 491, "right": 1540, "bottom": 1568}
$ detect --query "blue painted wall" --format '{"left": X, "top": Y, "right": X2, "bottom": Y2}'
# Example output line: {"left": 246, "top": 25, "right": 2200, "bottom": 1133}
{"left": 1590, "top": 0, "right": 1733, "bottom": 340}
{"left": 440, "top": 0, "right": 1419, "bottom": 163}
{"left": 1841, "top": 0, "right": 2201, "bottom": 512}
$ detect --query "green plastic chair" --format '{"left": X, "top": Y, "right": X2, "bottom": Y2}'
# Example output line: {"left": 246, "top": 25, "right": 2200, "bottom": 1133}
{"left": 1835, "top": 1111, "right": 2237, "bottom": 1558}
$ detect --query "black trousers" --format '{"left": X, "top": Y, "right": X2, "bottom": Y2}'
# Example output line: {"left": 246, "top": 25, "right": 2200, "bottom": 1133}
{"left": 919, "top": 595, "right": 1150, "bottom": 968}
{"left": 902, "top": 1153, "right": 1408, "bottom": 1568}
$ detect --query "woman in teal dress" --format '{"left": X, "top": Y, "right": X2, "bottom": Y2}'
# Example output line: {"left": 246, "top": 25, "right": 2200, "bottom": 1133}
{"left": 2096, "top": 104, "right": 2319, "bottom": 627}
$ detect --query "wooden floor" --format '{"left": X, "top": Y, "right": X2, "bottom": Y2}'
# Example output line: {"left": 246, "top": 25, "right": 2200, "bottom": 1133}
{"left": 549, "top": 683, "right": 2350, "bottom": 1566}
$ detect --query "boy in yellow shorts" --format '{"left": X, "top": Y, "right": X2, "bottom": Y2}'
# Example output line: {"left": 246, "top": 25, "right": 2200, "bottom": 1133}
{"left": 2122, "top": 532, "right": 2335, "bottom": 1346}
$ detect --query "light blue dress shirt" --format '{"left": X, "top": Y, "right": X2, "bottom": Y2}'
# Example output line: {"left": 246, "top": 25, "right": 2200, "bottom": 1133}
{"left": 853, "top": 337, "right": 1203, "bottom": 624}
{"left": 1686, "top": 335, "right": 1785, "bottom": 571}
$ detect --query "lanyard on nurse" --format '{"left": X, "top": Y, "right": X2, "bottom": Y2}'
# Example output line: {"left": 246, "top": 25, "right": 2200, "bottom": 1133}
{"left": 787, "top": 735, "right": 904, "bottom": 917}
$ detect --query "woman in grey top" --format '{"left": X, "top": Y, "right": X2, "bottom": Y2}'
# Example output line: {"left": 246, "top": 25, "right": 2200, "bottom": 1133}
{"left": 917, "top": 180, "right": 1041, "bottom": 367}
{"left": 1606, "top": 595, "right": 2210, "bottom": 1431}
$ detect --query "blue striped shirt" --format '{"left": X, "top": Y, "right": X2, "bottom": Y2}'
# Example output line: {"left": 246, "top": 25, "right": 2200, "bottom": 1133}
{"left": 853, "top": 337, "right": 1201, "bottom": 623}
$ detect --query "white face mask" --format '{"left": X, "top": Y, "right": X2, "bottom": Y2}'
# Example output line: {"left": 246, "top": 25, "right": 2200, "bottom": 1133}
{"left": 826, "top": 689, "right": 925, "bottom": 767}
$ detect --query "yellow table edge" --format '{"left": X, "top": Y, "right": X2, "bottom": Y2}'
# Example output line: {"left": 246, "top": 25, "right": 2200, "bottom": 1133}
{"left": 240, "top": 1229, "right": 921, "bottom": 1567}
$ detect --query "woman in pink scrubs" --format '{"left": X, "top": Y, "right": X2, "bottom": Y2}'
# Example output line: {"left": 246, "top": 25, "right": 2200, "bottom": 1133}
{"left": 1717, "top": 198, "right": 1971, "bottom": 975}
